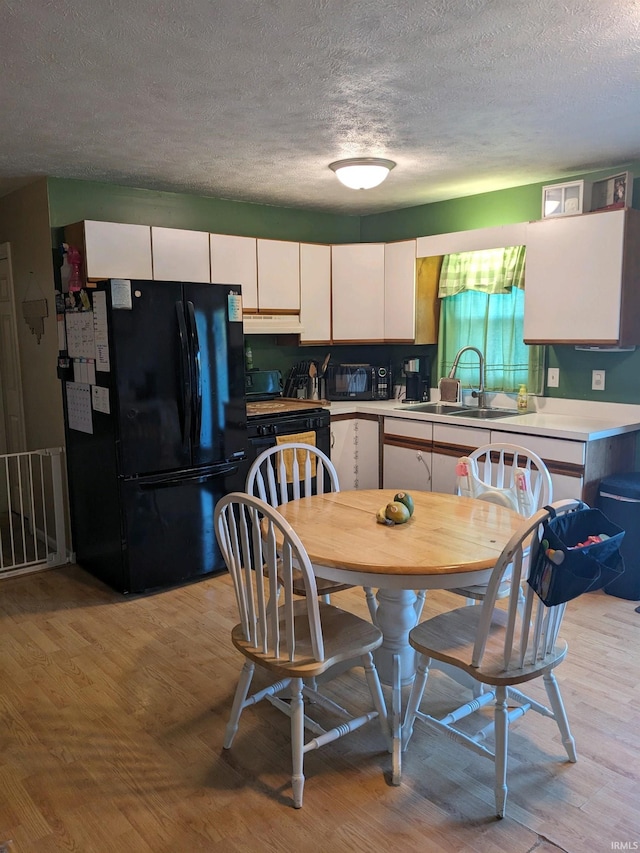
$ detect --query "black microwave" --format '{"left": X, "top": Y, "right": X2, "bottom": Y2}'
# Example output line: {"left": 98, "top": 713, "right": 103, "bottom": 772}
{"left": 325, "top": 363, "right": 392, "bottom": 401}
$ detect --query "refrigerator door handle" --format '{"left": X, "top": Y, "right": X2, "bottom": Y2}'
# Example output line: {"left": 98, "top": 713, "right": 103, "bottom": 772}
{"left": 186, "top": 300, "right": 202, "bottom": 448}
{"left": 176, "top": 301, "right": 192, "bottom": 449}
{"left": 133, "top": 462, "right": 239, "bottom": 489}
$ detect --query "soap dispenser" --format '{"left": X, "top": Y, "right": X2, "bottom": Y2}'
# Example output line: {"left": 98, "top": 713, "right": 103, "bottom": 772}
{"left": 517, "top": 384, "right": 528, "bottom": 413}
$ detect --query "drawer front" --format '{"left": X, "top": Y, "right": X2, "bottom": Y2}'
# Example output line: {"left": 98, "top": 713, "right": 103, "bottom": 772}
{"left": 383, "top": 417, "right": 432, "bottom": 441}
{"left": 490, "top": 431, "right": 585, "bottom": 466}
{"left": 433, "top": 424, "right": 489, "bottom": 448}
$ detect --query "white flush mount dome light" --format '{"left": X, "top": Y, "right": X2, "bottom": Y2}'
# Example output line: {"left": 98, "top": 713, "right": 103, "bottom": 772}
{"left": 329, "top": 157, "right": 396, "bottom": 189}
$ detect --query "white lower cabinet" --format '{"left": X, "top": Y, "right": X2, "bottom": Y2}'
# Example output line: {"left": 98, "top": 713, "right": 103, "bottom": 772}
{"left": 382, "top": 418, "right": 588, "bottom": 502}
{"left": 383, "top": 420, "right": 502, "bottom": 494}
{"left": 431, "top": 425, "right": 587, "bottom": 501}
{"left": 490, "top": 430, "right": 585, "bottom": 502}
{"left": 431, "top": 424, "right": 490, "bottom": 494}
{"left": 351, "top": 412, "right": 636, "bottom": 506}
{"left": 444, "top": 427, "right": 639, "bottom": 506}
{"left": 382, "top": 418, "right": 433, "bottom": 492}
{"left": 331, "top": 415, "right": 379, "bottom": 490}
{"left": 331, "top": 418, "right": 354, "bottom": 488}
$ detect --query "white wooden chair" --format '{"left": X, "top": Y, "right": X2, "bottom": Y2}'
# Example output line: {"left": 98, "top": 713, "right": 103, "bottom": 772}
{"left": 245, "top": 443, "right": 354, "bottom": 602}
{"left": 451, "top": 442, "right": 553, "bottom": 602}
{"left": 402, "top": 499, "right": 582, "bottom": 819}
{"left": 214, "top": 492, "right": 390, "bottom": 808}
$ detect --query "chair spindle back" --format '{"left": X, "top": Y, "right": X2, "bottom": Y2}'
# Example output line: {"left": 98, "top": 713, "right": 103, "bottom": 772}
{"left": 472, "top": 499, "right": 583, "bottom": 671}
{"left": 215, "top": 492, "right": 325, "bottom": 662}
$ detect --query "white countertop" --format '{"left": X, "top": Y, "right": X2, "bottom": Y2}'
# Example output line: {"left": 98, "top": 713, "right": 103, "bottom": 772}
{"left": 325, "top": 397, "right": 640, "bottom": 442}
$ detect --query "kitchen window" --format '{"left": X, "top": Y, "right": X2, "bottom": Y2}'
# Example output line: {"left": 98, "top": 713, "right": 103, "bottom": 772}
{"left": 437, "top": 246, "right": 544, "bottom": 394}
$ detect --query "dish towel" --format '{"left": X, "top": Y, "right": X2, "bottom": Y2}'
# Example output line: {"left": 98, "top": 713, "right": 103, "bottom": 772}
{"left": 275, "top": 432, "right": 316, "bottom": 482}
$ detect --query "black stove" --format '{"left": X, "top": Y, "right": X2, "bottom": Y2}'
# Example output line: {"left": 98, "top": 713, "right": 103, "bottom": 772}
{"left": 244, "top": 395, "right": 331, "bottom": 471}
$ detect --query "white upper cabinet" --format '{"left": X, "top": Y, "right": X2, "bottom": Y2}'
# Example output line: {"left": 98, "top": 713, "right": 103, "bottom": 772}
{"left": 300, "top": 243, "right": 331, "bottom": 343}
{"left": 256, "top": 239, "right": 300, "bottom": 311}
{"left": 73, "top": 221, "right": 153, "bottom": 281}
{"left": 384, "top": 239, "right": 416, "bottom": 341}
{"left": 210, "top": 234, "right": 258, "bottom": 310}
{"left": 331, "top": 243, "right": 385, "bottom": 342}
{"left": 151, "top": 227, "right": 210, "bottom": 282}
{"left": 524, "top": 208, "right": 640, "bottom": 345}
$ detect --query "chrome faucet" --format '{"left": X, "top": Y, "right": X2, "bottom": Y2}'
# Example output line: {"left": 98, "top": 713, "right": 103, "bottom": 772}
{"left": 448, "top": 346, "right": 486, "bottom": 409}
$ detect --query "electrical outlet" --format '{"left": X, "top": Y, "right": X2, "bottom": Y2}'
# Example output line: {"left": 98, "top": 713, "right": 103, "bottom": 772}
{"left": 592, "top": 369, "right": 606, "bottom": 391}
{"left": 547, "top": 367, "right": 560, "bottom": 388}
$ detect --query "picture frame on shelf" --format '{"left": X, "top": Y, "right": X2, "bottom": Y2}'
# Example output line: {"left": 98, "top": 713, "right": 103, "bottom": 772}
{"left": 590, "top": 171, "right": 633, "bottom": 212}
{"left": 541, "top": 180, "right": 590, "bottom": 218}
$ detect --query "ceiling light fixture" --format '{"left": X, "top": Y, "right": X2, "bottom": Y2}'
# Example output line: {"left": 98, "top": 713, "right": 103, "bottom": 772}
{"left": 329, "top": 157, "right": 396, "bottom": 190}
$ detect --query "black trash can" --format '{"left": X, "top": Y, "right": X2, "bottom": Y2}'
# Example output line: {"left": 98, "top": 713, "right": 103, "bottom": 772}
{"left": 597, "top": 473, "right": 640, "bottom": 600}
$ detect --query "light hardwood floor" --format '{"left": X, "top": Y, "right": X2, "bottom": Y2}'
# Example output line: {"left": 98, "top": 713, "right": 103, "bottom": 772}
{"left": 0, "top": 564, "right": 639, "bottom": 852}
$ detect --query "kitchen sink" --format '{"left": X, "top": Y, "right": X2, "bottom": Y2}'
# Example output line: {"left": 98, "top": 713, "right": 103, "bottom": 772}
{"left": 394, "top": 402, "right": 466, "bottom": 415}
{"left": 449, "top": 407, "right": 516, "bottom": 420}
{"left": 394, "top": 402, "right": 516, "bottom": 419}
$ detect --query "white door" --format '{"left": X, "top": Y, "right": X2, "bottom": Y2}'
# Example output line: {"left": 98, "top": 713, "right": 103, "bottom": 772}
{"left": 331, "top": 243, "right": 385, "bottom": 341}
{"left": 300, "top": 243, "right": 331, "bottom": 343}
{"left": 0, "top": 243, "right": 27, "bottom": 513}
{"left": 383, "top": 444, "right": 432, "bottom": 492}
{"left": 256, "top": 239, "right": 300, "bottom": 311}
{"left": 210, "top": 234, "right": 258, "bottom": 309}
{"left": 384, "top": 239, "right": 416, "bottom": 341}
{"left": 330, "top": 418, "right": 355, "bottom": 489}
{"left": 353, "top": 419, "right": 380, "bottom": 489}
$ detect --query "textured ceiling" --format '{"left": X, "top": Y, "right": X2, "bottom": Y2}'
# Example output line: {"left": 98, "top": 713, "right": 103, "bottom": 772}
{"left": 2, "top": 0, "right": 640, "bottom": 215}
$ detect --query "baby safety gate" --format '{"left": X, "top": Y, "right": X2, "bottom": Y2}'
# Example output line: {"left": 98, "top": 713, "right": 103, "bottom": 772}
{"left": 0, "top": 448, "right": 67, "bottom": 576}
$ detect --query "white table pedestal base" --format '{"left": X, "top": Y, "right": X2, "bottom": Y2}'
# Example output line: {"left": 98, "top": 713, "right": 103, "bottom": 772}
{"left": 372, "top": 588, "right": 421, "bottom": 687}
{"left": 369, "top": 587, "right": 427, "bottom": 785}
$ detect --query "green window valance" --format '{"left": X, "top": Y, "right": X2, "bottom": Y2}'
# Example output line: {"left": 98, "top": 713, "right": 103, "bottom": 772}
{"left": 438, "top": 245, "right": 526, "bottom": 298}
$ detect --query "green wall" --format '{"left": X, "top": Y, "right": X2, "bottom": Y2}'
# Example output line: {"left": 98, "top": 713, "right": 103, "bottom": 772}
{"left": 545, "top": 346, "right": 640, "bottom": 404}
{"left": 361, "top": 164, "right": 640, "bottom": 241}
{"left": 362, "top": 183, "right": 543, "bottom": 242}
{"left": 47, "top": 178, "right": 361, "bottom": 244}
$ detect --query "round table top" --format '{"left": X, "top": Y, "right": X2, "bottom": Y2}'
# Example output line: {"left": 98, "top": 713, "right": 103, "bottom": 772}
{"left": 275, "top": 489, "right": 524, "bottom": 581}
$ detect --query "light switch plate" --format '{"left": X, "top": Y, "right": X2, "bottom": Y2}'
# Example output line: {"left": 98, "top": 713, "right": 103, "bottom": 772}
{"left": 547, "top": 367, "right": 560, "bottom": 388}
{"left": 592, "top": 369, "right": 606, "bottom": 391}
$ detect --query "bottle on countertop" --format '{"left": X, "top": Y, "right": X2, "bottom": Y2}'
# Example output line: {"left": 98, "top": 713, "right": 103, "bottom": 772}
{"left": 245, "top": 340, "right": 253, "bottom": 371}
{"left": 517, "top": 383, "right": 528, "bottom": 412}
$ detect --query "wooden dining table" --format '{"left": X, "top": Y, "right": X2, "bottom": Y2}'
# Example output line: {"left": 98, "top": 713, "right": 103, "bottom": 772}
{"left": 274, "top": 488, "right": 524, "bottom": 784}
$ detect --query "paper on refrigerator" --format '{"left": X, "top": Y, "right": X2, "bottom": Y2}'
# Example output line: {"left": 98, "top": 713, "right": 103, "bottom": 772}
{"left": 92, "top": 291, "right": 110, "bottom": 372}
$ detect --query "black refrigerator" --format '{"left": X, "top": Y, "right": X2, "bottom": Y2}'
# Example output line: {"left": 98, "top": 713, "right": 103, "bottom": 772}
{"left": 61, "top": 279, "right": 247, "bottom": 594}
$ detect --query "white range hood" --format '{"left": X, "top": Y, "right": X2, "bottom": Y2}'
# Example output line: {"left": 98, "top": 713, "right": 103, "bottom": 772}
{"left": 243, "top": 313, "right": 304, "bottom": 334}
